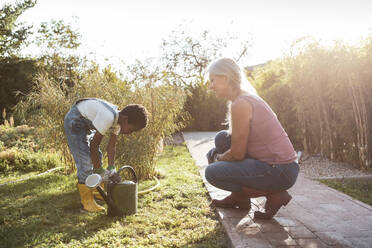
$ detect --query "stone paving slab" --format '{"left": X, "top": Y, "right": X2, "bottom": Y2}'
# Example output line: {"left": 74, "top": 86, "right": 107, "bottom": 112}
{"left": 183, "top": 132, "right": 372, "bottom": 248}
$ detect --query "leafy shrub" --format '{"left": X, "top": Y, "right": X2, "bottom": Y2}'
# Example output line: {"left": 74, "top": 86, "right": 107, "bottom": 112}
{"left": 182, "top": 81, "right": 227, "bottom": 131}
{"left": 0, "top": 148, "right": 62, "bottom": 173}
{"left": 0, "top": 124, "right": 40, "bottom": 151}
{"left": 0, "top": 124, "right": 61, "bottom": 173}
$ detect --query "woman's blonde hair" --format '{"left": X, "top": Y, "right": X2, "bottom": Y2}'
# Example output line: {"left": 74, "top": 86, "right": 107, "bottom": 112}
{"left": 207, "top": 57, "right": 258, "bottom": 131}
{"left": 207, "top": 57, "right": 258, "bottom": 96}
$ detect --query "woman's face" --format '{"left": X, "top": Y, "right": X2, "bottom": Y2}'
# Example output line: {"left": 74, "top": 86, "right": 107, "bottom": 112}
{"left": 209, "top": 74, "right": 230, "bottom": 99}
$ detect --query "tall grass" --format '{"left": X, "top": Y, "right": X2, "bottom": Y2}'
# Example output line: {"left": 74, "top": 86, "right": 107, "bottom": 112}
{"left": 250, "top": 35, "right": 372, "bottom": 170}
{"left": 15, "top": 67, "right": 186, "bottom": 179}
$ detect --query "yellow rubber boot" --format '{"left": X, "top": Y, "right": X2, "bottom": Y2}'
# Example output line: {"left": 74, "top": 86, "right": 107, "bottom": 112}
{"left": 77, "top": 183, "right": 105, "bottom": 212}
{"left": 93, "top": 182, "right": 105, "bottom": 201}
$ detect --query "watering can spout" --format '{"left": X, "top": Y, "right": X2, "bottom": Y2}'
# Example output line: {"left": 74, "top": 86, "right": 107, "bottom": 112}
{"left": 85, "top": 173, "right": 123, "bottom": 216}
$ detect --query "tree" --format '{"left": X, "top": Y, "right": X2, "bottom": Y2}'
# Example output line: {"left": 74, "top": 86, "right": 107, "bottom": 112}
{"left": 160, "top": 28, "right": 251, "bottom": 131}
{"left": 0, "top": 0, "right": 37, "bottom": 122}
{"left": 34, "top": 19, "right": 83, "bottom": 87}
{"left": 161, "top": 28, "right": 251, "bottom": 86}
{"left": 0, "top": 58, "right": 38, "bottom": 122}
{"left": 36, "top": 19, "right": 81, "bottom": 53}
{"left": 0, "top": 0, "right": 36, "bottom": 58}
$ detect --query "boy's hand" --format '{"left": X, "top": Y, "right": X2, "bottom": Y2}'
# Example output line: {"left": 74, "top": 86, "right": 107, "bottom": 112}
{"left": 107, "top": 165, "right": 117, "bottom": 175}
{"left": 93, "top": 167, "right": 111, "bottom": 181}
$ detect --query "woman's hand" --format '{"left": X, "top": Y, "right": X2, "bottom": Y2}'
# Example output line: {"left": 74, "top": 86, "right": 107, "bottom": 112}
{"left": 215, "top": 154, "right": 221, "bottom": 162}
{"left": 206, "top": 148, "right": 217, "bottom": 164}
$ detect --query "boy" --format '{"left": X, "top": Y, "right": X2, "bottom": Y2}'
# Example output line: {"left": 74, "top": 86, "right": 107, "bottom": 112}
{"left": 64, "top": 98, "right": 148, "bottom": 212}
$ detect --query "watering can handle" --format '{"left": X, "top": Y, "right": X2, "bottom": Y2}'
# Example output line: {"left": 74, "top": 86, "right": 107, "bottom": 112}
{"left": 117, "top": 165, "right": 138, "bottom": 183}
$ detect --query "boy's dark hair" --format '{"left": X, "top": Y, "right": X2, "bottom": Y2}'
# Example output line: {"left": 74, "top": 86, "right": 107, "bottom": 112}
{"left": 120, "top": 104, "right": 148, "bottom": 129}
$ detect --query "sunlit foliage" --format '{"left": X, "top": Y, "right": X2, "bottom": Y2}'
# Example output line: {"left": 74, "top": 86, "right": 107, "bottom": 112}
{"left": 251, "top": 36, "right": 372, "bottom": 170}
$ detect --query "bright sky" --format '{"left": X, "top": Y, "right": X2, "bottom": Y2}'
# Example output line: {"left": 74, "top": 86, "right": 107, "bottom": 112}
{"left": 4, "top": 0, "right": 372, "bottom": 68}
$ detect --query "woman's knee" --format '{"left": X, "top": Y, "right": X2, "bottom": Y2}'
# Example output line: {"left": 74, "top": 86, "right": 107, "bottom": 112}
{"left": 214, "top": 130, "right": 231, "bottom": 154}
{"left": 204, "top": 165, "right": 213, "bottom": 182}
{"left": 205, "top": 164, "right": 217, "bottom": 183}
{"left": 285, "top": 163, "right": 300, "bottom": 190}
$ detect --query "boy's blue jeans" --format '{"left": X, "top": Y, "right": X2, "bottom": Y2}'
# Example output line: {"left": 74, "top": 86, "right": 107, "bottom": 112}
{"left": 64, "top": 105, "right": 102, "bottom": 184}
{"left": 205, "top": 130, "right": 299, "bottom": 193}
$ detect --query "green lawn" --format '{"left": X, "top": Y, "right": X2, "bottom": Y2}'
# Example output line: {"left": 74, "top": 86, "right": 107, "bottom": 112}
{"left": 319, "top": 178, "right": 372, "bottom": 206}
{"left": 0, "top": 146, "right": 226, "bottom": 248}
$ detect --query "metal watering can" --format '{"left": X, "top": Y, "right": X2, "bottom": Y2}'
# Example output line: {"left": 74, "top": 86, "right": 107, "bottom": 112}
{"left": 85, "top": 166, "right": 138, "bottom": 217}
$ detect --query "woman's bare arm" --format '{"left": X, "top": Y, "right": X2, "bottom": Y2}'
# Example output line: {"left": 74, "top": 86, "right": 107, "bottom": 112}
{"left": 217, "top": 98, "right": 252, "bottom": 161}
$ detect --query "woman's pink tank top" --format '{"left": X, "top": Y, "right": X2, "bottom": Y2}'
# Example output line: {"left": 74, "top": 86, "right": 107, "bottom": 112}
{"left": 239, "top": 94, "right": 297, "bottom": 164}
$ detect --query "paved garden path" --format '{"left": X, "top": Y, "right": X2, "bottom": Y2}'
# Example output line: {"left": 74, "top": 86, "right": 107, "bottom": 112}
{"left": 183, "top": 132, "right": 372, "bottom": 248}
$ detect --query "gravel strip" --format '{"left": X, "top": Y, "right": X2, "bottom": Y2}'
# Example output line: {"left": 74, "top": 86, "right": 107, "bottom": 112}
{"left": 299, "top": 153, "right": 372, "bottom": 179}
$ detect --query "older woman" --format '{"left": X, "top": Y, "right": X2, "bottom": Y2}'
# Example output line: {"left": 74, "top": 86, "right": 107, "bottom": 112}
{"left": 205, "top": 58, "right": 299, "bottom": 219}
